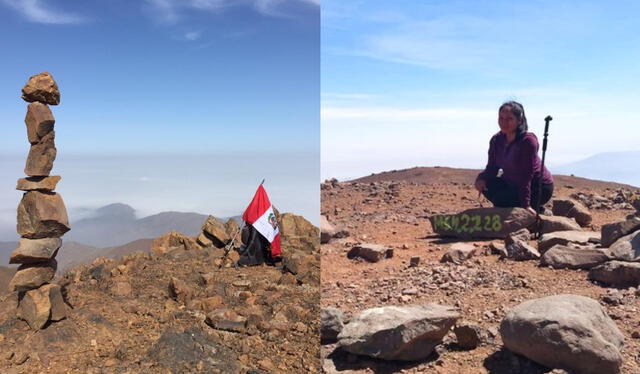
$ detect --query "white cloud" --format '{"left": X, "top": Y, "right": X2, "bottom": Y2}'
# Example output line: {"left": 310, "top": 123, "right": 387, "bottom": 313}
{"left": 184, "top": 31, "right": 202, "bottom": 41}
{"left": 1, "top": 0, "right": 87, "bottom": 24}
{"left": 144, "top": 0, "right": 318, "bottom": 24}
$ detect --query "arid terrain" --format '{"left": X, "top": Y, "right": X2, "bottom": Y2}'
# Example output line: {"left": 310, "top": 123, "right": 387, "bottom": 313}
{"left": 321, "top": 167, "right": 640, "bottom": 374}
{"left": 0, "top": 213, "right": 320, "bottom": 374}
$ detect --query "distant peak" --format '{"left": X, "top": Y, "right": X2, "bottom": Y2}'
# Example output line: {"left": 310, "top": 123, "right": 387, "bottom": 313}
{"left": 95, "top": 203, "right": 136, "bottom": 218}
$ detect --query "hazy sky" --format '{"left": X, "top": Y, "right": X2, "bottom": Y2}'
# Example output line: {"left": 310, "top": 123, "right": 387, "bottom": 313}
{"left": 322, "top": 0, "right": 640, "bottom": 181}
{"left": 0, "top": 0, "right": 319, "bottom": 238}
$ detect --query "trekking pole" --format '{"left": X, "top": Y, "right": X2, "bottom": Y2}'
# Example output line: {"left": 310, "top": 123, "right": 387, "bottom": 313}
{"left": 220, "top": 221, "right": 245, "bottom": 268}
{"left": 536, "top": 115, "right": 552, "bottom": 239}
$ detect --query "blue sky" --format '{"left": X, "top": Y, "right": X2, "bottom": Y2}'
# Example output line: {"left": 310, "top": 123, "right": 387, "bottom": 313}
{"left": 0, "top": 0, "right": 319, "bottom": 238}
{"left": 322, "top": 0, "right": 640, "bottom": 181}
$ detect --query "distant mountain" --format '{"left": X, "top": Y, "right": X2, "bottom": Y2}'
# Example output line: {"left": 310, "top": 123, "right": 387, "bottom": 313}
{"left": 554, "top": 151, "right": 640, "bottom": 188}
{"left": 64, "top": 204, "right": 209, "bottom": 247}
{"left": 0, "top": 241, "right": 18, "bottom": 267}
{"left": 352, "top": 166, "right": 637, "bottom": 190}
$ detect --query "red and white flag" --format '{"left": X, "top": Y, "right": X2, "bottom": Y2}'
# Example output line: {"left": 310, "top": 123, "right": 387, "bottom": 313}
{"left": 242, "top": 184, "right": 281, "bottom": 257}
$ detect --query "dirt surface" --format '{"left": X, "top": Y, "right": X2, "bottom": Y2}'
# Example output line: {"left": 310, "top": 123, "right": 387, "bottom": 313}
{"left": 321, "top": 168, "right": 640, "bottom": 374}
{"left": 0, "top": 243, "right": 320, "bottom": 373}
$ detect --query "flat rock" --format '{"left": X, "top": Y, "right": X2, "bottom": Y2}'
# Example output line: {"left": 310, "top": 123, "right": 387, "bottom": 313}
{"left": 9, "top": 237, "right": 61, "bottom": 264}
{"left": 441, "top": 243, "right": 476, "bottom": 264}
{"left": 347, "top": 244, "right": 392, "bottom": 262}
{"left": 540, "top": 244, "right": 609, "bottom": 269}
{"left": 601, "top": 216, "right": 640, "bottom": 247}
{"left": 589, "top": 261, "right": 640, "bottom": 287}
{"left": 17, "top": 191, "right": 70, "bottom": 239}
{"left": 539, "top": 215, "right": 581, "bottom": 234}
{"left": 9, "top": 260, "right": 57, "bottom": 292}
{"left": 539, "top": 230, "right": 601, "bottom": 253}
{"left": 21, "top": 72, "right": 60, "bottom": 105}
{"left": 24, "top": 102, "right": 55, "bottom": 144}
{"left": 338, "top": 304, "right": 459, "bottom": 361}
{"left": 500, "top": 294, "right": 624, "bottom": 374}
{"left": 430, "top": 207, "right": 535, "bottom": 239}
{"left": 201, "top": 216, "right": 230, "bottom": 248}
{"left": 552, "top": 198, "right": 592, "bottom": 226}
{"left": 604, "top": 229, "right": 640, "bottom": 261}
{"left": 320, "top": 215, "right": 337, "bottom": 244}
{"left": 321, "top": 307, "right": 345, "bottom": 344}
{"left": 16, "top": 175, "right": 61, "bottom": 191}
{"left": 505, "top": 228, "right": 530, "bottom": 246}
{"left": 506, "top": 240, "right": 540, "bottom": 261}
{"left": 25, "top": 131, "right": 57, "bottom": 176}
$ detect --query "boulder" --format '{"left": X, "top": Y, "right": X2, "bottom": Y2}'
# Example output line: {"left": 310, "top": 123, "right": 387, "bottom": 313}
{"left": 21, "top": 72, "right": 60, "bottom": 105}
{"left": 539, "top": 215, "right": 581, "bottom": 234}
{"left": 440, "top": 243, "right": 476, "bottom": 264}
{"left": 24, "top": 102, "right": 55, "bottom": 144}
{"left": 506, "top": 240, "right": 540, "bottom": 261}
{"left": 338, "top": 304, "right": 459, "bottom": 361}
{"left": 151, "top": 231, "right": 201, "bottom": 254}
{"left": 539, "top": 231, "right": 601, "bottom": 253}
{"left": 280, "top": 213, "right": 319, "bottom": 252}
{"left": 321, "top": 307, "right": 345, "bottom": 344}
{"left": 589, "top": 261, "right": 640, "bottom": 287}
{"left": 552, "top": 199, "right": 592, "bottom": 226}
{"left": 224, "top": 218, "right": 240, "bottom": 237}
{"left": 16, "top": 175, "right": 61, "bottom": 191}
{"left": 601, "top": 216, "right": 640, "bottom": 247}
{"left": 17, "top": 191, "right": 70, "bottom": 239}
{"left": 429, "top": 207, "right": 535, "bottom": 239}
{"left": 320, "top": 215, "right": 337, "bottom": 244}
{"left": 24, "top": 131, "right": 57, "bottom": 176}
{"left": 347, "top": 244, "right": 392, "bottom": 263}
{"left": 540, "top": 244, "right": 609, "bottom": 269}
{"left": 17, "top": 286, "right": 51, "bottom": 329}
{"left": 604, "top": 229, "right": 640, "bottom": 261}
{"left": 9, "top": 260, "right": 57, "bottom": 292}
{"left": 196, "top": 232, "right": 213, "bottom": 247}
{"left": 201, "top": 216, "right": 230, "bottom": 248}
{"left": 500, "top": 294, "right": 624, "bottom": 374}
{"left": 9, "top": 237, "right": 61, "bottom": 264}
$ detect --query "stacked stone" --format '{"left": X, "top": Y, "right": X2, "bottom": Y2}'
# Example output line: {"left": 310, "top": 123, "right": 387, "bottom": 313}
{"left": 8, "top": 72, "right": 70, "bottom": 329}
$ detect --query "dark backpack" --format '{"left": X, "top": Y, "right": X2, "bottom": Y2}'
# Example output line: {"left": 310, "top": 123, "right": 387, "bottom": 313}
{"left": 237, "top": 224, "right": 274, "bottom": 266}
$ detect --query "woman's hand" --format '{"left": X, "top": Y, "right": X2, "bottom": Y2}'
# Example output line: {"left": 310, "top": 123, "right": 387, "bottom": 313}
{"left": 526, "top": 206, "right": 537, "bottom": 215}
{"left": 474, "top": 179, "right": 486, "bottom": 193}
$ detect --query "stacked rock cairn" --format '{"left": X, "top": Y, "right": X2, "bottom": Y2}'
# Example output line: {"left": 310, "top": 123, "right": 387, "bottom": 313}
{"left": 8, "top": 72, "right": 70, "bottom": 329}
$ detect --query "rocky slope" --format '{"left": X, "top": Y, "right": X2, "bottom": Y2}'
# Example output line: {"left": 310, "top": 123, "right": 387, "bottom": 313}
{"left": 321, "top": 167, "right": 640, "bottom": 374}
{"left": 0, "top": 212, "right": 320, "bottom": 373}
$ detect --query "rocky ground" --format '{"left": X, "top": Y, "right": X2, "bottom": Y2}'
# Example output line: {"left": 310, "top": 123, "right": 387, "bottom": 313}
{"left": 0, "top": 214, "right": 320, "bottom": 374}
{"left": 321, "top": 168, "right": 640, "bottom": 374}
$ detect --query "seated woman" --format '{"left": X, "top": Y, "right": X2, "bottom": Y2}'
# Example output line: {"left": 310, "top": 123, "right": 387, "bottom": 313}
{"left": 475, "top": 101, "right": 554, "bottom": 213}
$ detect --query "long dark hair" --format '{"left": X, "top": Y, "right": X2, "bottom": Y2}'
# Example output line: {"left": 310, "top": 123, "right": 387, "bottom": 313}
{"left": 499, "top": 101, "right": 528, "bottom": 139}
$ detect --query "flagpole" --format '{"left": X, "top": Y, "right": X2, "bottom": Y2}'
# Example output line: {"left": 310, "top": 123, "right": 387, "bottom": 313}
{"left": 260, "top": 179, "right": 265, "bottom": 185}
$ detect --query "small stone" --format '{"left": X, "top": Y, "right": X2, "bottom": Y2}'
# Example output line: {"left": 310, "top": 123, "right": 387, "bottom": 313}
{"left": 9, "top": 260, "right": 57, "bottom": 292}
{"left": 454, "top": 324, "right": 484, "bottom": 349}
{"left": 409, "top": 256, "right": 420, "bottom": 267}
{"left": 21, "top": 72, "right": 60, "bottom": 105}
{"left": 25, "top": 131, "right": 57, "bottom": 176}
{"left": 13, "top": 352, "right": 29, "bottom": 365}
{"left": 24, "top": 102, "right": 55, "bottom": 144}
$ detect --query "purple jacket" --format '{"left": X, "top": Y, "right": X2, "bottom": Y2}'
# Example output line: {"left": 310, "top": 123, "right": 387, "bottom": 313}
{"left": 477, "top": 132, "right": 554, "bottom": 207}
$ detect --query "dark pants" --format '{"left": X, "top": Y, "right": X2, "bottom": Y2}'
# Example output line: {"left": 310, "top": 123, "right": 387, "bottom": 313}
{"left": 482, "top": 177, "right": 553, "bottom": 212}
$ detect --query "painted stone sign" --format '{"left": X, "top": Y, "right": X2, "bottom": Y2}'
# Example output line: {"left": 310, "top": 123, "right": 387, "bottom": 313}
{"left": 429, "top": 207, "right": 536, "bottom": 239}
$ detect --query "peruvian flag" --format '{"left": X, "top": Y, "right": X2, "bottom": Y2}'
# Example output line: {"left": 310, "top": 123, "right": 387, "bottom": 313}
{"left": 242, "top": 184, "right": 281, "bottom": 257}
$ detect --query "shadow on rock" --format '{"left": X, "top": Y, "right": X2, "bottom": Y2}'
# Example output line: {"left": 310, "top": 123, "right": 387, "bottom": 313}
{"left": 147, "top": 327, "right": 240, "bottom": 373}
{"left": 483, "top": 347, "right": 554, "bottom": 374}
{"left": 325, "top": 346, "right": 438, "bottom": 374}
